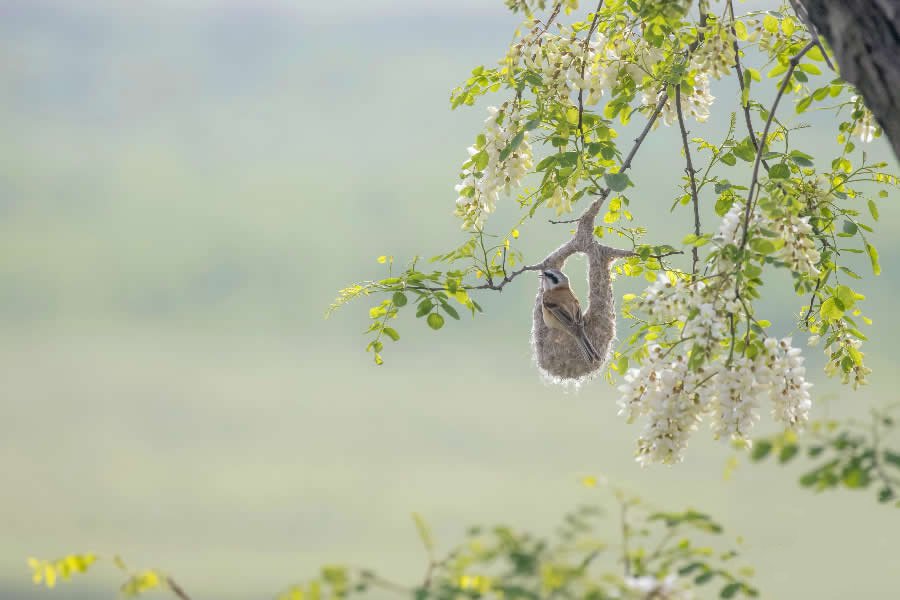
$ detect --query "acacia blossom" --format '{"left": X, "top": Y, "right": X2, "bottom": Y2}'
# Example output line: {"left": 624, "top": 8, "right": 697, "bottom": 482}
{"left": 619, "top": 270, "right": 813, "bottom": 465}
{"left": 454, "top": 103, "right": 533, "bottom": 227}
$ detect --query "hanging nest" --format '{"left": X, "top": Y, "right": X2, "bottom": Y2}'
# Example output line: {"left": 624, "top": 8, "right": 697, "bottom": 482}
{"left": 531, "top": 202, "right": 633, "bottom": 384}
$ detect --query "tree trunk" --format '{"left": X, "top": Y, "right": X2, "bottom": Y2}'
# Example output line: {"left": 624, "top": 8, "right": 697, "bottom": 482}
{"left": 799, "top": 0, "right": 900, "bottom": 162}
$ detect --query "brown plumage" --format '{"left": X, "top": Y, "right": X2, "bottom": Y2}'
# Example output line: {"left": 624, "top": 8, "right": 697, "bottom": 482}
{"left": 540, "top": 269, "right": 602, "bottom": 364}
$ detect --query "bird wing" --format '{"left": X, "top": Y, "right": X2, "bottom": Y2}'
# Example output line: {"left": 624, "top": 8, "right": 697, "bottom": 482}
{"left": 542, "top": 291, "right": 584, "bottom": 330}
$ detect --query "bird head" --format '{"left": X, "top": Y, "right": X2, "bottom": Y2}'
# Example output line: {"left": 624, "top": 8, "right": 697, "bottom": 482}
{"left": 540, "top": 268, "right": 570, "bottom": 291}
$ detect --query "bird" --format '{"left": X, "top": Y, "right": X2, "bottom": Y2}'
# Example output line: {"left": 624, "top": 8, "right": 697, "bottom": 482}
{"left": 540, "top": 268, "right": 602, "bottom": 364}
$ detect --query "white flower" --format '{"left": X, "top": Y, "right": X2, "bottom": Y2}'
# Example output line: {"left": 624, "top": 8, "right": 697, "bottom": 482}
{"left": 619, "top": 276, "right": 814, "bottom": 464}
{"left": 648, "top": 73, "right": 715, "bottom": 128}
{"left": 770, "top": 213, "right": 820, "bottom": 277}
{"left": 625, "top": 574, "right": 692, "bottom": 599}
{"left": 716, "top": 203, "right": 748, "bottom": 246}
{"left": 692, "top": 28, "right": 736, "bottom": 80}
{"left": 454, "top": 103, "right": 534, "bottom": 227}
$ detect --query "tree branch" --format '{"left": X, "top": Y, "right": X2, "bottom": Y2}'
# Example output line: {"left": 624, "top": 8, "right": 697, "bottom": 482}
{"left": 738, "top": 40, "right": 816, "bottom": 253}
{"left": 727, "top": 0, "right": 769, "bottom": 173}
{"left": 788, "top": 0, "right": 836, "bottom": 71}
{"left": 577, "top": 1, "right": 605, "bottom": 146}
{"left": 470, "top": 90, "right": 670, "bottom": 292}
{"left": 674, "top": 85, "right": 702, "bottom": 278}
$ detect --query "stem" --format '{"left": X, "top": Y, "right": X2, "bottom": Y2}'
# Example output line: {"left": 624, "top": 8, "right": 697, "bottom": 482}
{"left": 727, "top": 0, "right": 770, "bottom": 173}
{"left": 166, "top": 578, "right": 192, "bottom": 600}
{"left": 577, "top": 1, "right": 605, "bottom": 146}
{"left": 737, "top": 40, "right": 816, "bottom": 254}
{"left": 674, "top": 85, "right": 702, "bottom": 278}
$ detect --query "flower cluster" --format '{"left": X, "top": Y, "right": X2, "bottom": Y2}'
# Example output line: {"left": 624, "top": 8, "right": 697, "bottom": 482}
{"left": 454, "top": 103, "right": 534, "bottom": 228}
{"left": 692, "top": 26, "right": 737, "bottom": 80}
{"left": 716, "top": 202, "right": 752, "bottom": 246}
{"left": 618, "top": 274, "right": 812, "bottom": 466}
{"left": 769, "top": 212, "right": 821, "bottom": 276}
{"left": 645, "top": 73, "right": 715, "bottom": 128}
{"left": 546, "top": 174, "right": 578, "bottom": 215}
{"left": 509, "top": 23, "right": 622, "bottom": 104}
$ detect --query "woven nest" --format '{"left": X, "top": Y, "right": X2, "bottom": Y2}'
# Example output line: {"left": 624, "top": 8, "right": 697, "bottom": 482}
{"left": 530, "top": 205, "right": 633, "bottom": 384}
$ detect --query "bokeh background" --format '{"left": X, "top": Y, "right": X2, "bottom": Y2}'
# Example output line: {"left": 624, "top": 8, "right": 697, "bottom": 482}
{"left": 4, "top": 1, "right": 900, "bottom": 598}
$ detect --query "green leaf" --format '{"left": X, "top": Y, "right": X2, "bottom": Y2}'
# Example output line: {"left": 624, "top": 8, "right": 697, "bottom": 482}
{"left": 733, "top": 139, "right": 757, "bottom": 162}
{"left": 721, "top": 582, "right": 743, "bottom": 599}
{"left": 535, "top": 155, "right": 557, "bottom": 171}
{"left": 868, "top": 199, "right": 880, "bottom": 221}
{"left": 499, "top": 131, "right": 525, "bottom": 162}
{"left": 750, "top": 238, "right": 776, "bottom": 255}
{"left": 834, "top": 285, "right": 857, "bottom": 311}
{"left": 412, "top": 513, "right": 435, "bottom": 553}
{"left": 392, "top": 292, "right": 408, "bottom": 307}
{"left": 842, "top": 467, "right": 870, "bottom": 489}
{"left": 779, "top": 444, "right": 799, "bottom": 464}
{"left": 819, "top": 297, "right": 844, "bottom": 322}
{"left": 427, "top": 313, "right": 445, "bottom": 330}
{"left": 604, "top": 172, "right": 631, "bottom": 192}
{"left": 841, "top": 220, "right": 858, "bottom": 235}
{"left": 769, "top": 163, "right": 790, "bottom": 179}
{"left": 866, "top": 243, "right": 881, "bottom": 275}
{"left": 720, "top": 152, "right": 737, "bottom": 166}
{"left": 796, "top": 96, "right": 813, "bottom": 114}
{"left": 751, "top": 440, "right": 772, "bottom": 462}
{"left": 383, "top": 327, "right": 400, "bottom": 341}
{"left": 715, "top": 194, "right": 734, "bottom": 216}
{"left": 695, "top": 571, "right": 715, "bottom": 585}
{"left": 416, "top": 299, "right": 433, "bottom": 318}
{"left": 440, "top": 301, "right": 461, "bottom": 320}
{"left": 799, "top": 63, "right": 821, "bottom": 75}
{"left": 473, "top": 150, "right": 489, "bottom": 170}
{"left": 884, "top": 451, "right": 900, "bottom": 469}
{"left": 788, "top": 150, "right": 814, "bottom": 166}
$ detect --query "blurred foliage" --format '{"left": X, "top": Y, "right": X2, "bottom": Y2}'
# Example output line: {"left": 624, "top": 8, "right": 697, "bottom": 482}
{"left": 30, "top": 483, "right": 757, "bottom": 600}
{"left": 748, "top": 403, "right": 900, "bottom": 506}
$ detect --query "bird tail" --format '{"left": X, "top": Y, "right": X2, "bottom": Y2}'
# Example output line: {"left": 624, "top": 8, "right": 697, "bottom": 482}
{"left": 575, "top": 328, "right": 602, "bottom": 364}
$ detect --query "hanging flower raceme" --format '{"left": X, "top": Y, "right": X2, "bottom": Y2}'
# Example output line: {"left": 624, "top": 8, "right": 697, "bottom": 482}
{"left": 692, "top": 26, "right": 737, "bottom": 80}
{"left": 770, "top": 213, "right": 821, "bottom": 276}
{"left": 619, "top": 261, "right": 814, "bottom": 464}
{"left": 454, "top": 103, "right": 534, "bottom": 228}
{"left": 645, "top": 73, "right": 715, "bottom": 128}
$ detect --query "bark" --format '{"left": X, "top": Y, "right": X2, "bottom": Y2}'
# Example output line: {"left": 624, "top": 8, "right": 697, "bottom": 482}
{"left": 799, "top": 0, "right": 900, "bottom": 161}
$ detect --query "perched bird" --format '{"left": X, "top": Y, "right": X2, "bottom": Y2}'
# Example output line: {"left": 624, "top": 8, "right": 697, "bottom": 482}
{"left": 540, "top": 268, "right": 601, "bottom": 364}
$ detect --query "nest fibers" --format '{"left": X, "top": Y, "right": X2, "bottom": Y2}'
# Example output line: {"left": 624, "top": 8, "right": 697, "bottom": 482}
{"left": 531, "top": 204, "right": 633, "bottom": 385}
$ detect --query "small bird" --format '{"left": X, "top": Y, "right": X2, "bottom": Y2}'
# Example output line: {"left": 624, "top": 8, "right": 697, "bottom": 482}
{"left": 540, "top": 268, "right": 602, "bottom": 364}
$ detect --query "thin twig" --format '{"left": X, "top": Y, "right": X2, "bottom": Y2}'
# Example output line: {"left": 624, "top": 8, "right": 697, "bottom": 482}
{"left": 727, "top": 0, "right": 769, "bottom": 173}
{"left": 539, "top": 2, "right": 564, "bottom": 35}
{"left": 166, "top": 577, "right": 192, "bottom": 600}
{"left": 674, "top": 85, "right": 702, "bottom": 278}
{"left": 471, "top": 92, "right": 670, "bottom": 292}
{"left": 649, "top": 250, "right": 684, "bottom": 260}
{"left": 577, "top": 1, "right": 605, "bottom": 145}
{"left": 737, "top": 40, "right": 816, "bottom": 253}
{"left": 788, "top": 0, "right": 835, "bottom": 71}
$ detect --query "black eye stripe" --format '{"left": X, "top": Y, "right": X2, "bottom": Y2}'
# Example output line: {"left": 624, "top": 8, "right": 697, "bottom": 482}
{"left": 544, "top": 271, "right": 559, "bottom": 284}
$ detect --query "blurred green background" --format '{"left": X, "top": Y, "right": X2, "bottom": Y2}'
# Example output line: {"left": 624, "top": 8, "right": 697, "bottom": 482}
{"left": 3, "top": 1, "right": 899, "bottom": 598}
